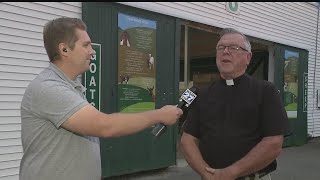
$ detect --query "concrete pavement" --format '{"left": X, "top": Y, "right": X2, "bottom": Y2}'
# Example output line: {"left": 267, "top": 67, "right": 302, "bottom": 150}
{"left": 106, "top": 137, "right": 320, "bottom": 180}
{"left": 271, "top": 137, "right": 320, "bottom": 180}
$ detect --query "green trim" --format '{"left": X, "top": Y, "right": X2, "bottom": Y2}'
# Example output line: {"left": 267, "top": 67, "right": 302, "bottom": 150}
{"left": 274, "top": 44, "right": 308, "bottom": 147}
{"left": 173, "top": 18, "right": 182, "bottom": 164}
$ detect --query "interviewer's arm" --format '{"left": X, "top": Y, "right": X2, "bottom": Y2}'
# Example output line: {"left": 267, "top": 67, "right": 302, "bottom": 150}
{"left": 62, "top": 104, "right": 182, "bottom": 138}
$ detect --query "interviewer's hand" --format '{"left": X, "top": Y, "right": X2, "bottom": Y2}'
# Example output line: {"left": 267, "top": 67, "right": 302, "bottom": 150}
{"left": 158, "top": 105, "right": 183, "bottom": 125}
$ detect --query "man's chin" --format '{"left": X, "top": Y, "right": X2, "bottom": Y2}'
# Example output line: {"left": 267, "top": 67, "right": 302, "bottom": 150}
{"left": 85, "top": 64, "right": 90, "bottom": 71}
{"left": 219, "top": 71, "right": 234, "bottom": 79}
{"left": 219, "top": 69, "right": 233, "bottom": 75}
{"left": 80, "top": 66, "right": 90, "bottom": 74}
{"left": 83, "top": 68, "right": 90, "bottom": 74}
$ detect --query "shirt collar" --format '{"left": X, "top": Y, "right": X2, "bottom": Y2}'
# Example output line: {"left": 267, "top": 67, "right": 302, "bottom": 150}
{"left": 48, "top": 63, "right": 86, "bottom": 93}
{"left": 220, "top": 73, "right": 247, "bottom": 86}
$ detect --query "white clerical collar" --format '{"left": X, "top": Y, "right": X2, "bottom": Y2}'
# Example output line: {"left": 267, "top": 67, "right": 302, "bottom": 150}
{"left": 226, "top": 79, "right": 234, "bottom": 86}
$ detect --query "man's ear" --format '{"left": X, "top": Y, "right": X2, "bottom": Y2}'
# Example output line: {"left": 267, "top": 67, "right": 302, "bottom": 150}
{"left": 58, "top": 43, "right": 68, "bottom": 55}
{"left": 246, "top": 52, "right": 252, "bottom": 65}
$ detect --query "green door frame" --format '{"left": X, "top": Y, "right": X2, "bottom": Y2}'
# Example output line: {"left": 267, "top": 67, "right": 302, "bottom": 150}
{"left": 83, "top": 2, "right": 181, "bottom": 177}
{"left": 274, "top": 44, "right": 308, "bottom": 146}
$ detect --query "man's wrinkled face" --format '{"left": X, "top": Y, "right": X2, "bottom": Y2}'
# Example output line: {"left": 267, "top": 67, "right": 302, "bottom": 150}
{"left": 216, "top": 33, "right": 252, "bottom": 79}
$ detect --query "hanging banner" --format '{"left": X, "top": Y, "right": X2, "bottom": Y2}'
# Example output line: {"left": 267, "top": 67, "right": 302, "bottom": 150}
{"left": 118, "top": 13, "right": 157, "bottom": 113}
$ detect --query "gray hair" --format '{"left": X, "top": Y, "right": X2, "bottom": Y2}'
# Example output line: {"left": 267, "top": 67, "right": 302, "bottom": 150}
{"left": 219, "top": 28, "right": 252, "bottom": 53}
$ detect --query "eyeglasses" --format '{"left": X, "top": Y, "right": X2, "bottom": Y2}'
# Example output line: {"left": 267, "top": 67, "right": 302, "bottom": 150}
{"left": 216, "top": 45, "right": 248, "bottom": 53}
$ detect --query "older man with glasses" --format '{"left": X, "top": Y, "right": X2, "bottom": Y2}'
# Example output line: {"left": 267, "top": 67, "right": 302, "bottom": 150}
{"left": 181, "top": 28, "right": 289, "bottom": 180}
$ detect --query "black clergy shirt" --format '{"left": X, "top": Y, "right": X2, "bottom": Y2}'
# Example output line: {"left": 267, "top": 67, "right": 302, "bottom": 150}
{"left": 183, "top": 73, "right": 289, "bottom": 170}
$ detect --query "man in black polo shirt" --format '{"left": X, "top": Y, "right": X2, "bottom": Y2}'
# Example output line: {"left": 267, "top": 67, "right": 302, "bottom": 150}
{"left": 181, "top": 28, "right": 288, "bottom": 180}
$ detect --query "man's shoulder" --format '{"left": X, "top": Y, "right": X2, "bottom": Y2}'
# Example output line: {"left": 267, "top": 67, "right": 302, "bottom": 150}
{"left": 247, "top": 75, "right": 275, "bottom": 89}
{"left": 195, "top": 81, "right": 218, "bottom": 99}
{"left": 27, "top": 68, "right": 70, "bottom": 94}
{"left": 197, "top": 82, "right": 212, "bottom": 92}
{"left": 247, "top": 76, "right": 279, "bottom": 98}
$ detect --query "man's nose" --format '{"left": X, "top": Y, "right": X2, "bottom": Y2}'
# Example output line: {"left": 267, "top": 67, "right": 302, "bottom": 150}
{"left": 90, "top": 48, "right": 96, "bottom": 56}
{"left": 222, "top": 46, "right": 231, "bottom": 54}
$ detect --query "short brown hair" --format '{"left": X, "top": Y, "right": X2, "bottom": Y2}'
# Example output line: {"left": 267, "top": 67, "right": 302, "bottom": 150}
{"left": 43, "top": 17, "right": 87, "bottom": 62}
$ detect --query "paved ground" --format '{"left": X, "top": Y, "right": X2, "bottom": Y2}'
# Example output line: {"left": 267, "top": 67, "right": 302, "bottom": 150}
{"left": 105, "top": 137, "right": 320, "bottom": 180}
{"left": 271, "top": 137, "right": 320, "bottom": 180}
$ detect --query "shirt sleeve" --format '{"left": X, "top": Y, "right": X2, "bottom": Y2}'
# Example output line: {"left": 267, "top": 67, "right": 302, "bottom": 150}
{"left": 31, "top": 81, "right": 89, "bottom": 128}
{"left": 182, "top": 96, "right": 201, "bottom": 138}
{"left": 260, "top": 82, "right": 289, "bottom": 137}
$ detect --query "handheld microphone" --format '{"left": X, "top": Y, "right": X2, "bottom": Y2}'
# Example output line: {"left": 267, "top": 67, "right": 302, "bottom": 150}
{"left": 151, "top": 86, "right": 199, "bottom": 137}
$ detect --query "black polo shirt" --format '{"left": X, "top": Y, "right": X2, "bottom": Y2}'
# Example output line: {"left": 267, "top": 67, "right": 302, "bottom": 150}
{"left": 183, "top": 73, "right": 288, "bottom": 169}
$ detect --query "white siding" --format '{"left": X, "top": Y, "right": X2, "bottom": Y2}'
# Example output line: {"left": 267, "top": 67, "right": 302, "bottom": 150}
{"left": 0, "top": 2, "right": 82, "bottom": 179}
{"left": 119, "top": 2, "right": 320, "bottom": 137}
{"left": 309, "top": 3, "right": 320, "bottom": 137}
{"left": 1, "top": 2, "right": 319, "bottom": 179}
